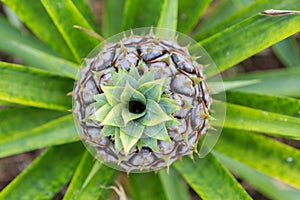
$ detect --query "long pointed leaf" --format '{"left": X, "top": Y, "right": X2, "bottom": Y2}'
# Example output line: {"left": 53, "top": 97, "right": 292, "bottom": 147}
{"left": 0, "top": 62, "right": 73, "bottom": 110}
{"left": 215, "top": 128, "right": 300, "bottom": 189}
{"left": 0, "top": 142, "right": 84, "bottom": 199}
{"left": 122, "top": 0, "right": 164, "bottom": 30}
{"left": 64, "top": 151, "right": 117, "bottom": 200}
{"left": 226, "top": 68, "right": 300, "bottom": 97}
{"left": 212, "top": 101, "right": 300, "bottom": 139}
{"left": 0, "top": 107, "right": 67, "bottom": 140}
{"left": 174, "top": 154, "right": 251, "bottom": 200}
{"left": 178, "top": 0, "right": 211, "bottom": 33}
{"left": 214, "top": 151, "right": 300, "bottom": 200}
{"left": 272, "top": 36, "right": 300, "bottom": 68}
{"left": 195, "top": 0, "right": 300, "bottom": 41}
{"left": 158, "top": 168, "right": 191, "bottom": 200}
{"left": 0, "top": 115, "right": 79, "bottom": 158}
{"left": 130, "top": 173, "right": 167, "bottom": 200}
{"left": 157, "top": 0, "right": 178, "bottom": 30}
{"left": 226, "top": 91, "right": 300, "bottom": 117}
{"left": 194, "top": 0, "right": 252, "bottom": 35}
{"left": 102, "top": 0, "right": 125, "bottom": 37}
{"left": 41, "top": 0, "right": 100, "bottom": 62}
{"left": 1, "top": 0, "right": 73, "bottom": 60}
{"left": 72, "top": 0, "right": 100, "bottom": 32}
{"left": 201, "top": 14, "right": 300, "bottom": 74}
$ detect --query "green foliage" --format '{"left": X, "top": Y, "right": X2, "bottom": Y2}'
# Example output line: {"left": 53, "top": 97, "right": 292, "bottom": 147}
{"left": 0, "top": 0, "right": 300, "bottom": 199}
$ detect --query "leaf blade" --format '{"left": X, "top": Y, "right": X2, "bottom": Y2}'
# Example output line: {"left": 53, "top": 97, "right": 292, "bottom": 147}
{"left": 0, "top": 142, "right": 84, "bottom": 199}
{"left": 215, "top": 128, "right": 300, "bottom": 189}
{"left": 0, "top": 115, "right": 79, "bottom": 158}
{"left": 130, "top": 173, "right": 167, "bottom": 200}
{"left": 1, "top": 0, "right": 74, "bottom": 60}
{"left": 158, "top": 168, "right": 191, "bottom": 200}
{"left": 201, "top": 14, "right": 300, "bottom": 74}
{"left": 177, "top": 0, "right": 211, "bottom": 33}
{"left": 41, "top": 0, "right": 100, "bottom": 62}
{"left": 214, "top": 151, "right": 300, "bottom": 200}
{"left": 174, "top": 153, "right": 251, "bottom": 200}
{"left": 211, "top": 101, "right": 300, "bottom": 139}
{"left": 0, "top": 62, "right": 74, "bottom": 110}
{"left": 64, "top": 151, "right": 117, "bottom": 200}
{"left": 157, "top": 0, "right": 178, "bottom": 30}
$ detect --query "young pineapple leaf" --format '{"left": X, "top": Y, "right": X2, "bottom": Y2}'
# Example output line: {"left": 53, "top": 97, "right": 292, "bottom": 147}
{"left": 143, "top": 123, "right": 171, "bottom": 142}
{"left": 100, "top": 126, "right": 116, "bottom": 137}
{"left": 94, "top": 94, "right": 107, "bottom": 106}
{"left": 115, "top": 129, "right": 123, "bottom": 153}
{"left": 140, "top": 138, "right": 159, "bottom": 152}
{"left": 157, "top": 0, "right": 178, "bottom": 30}
{"left": 90, "top": 104, "right": 112, "bottom": 122}
{"left": 120, "top": 122, "right": 144, "bottom": 153}
{"left": 120, "top": 82, "right": 146, "bottom": 105}
{"left": 139, "top": 100, "right": 172, "bottom": 126}
{"left": 159, "top": 97, "right": 181, "bottom": 114}
{"left": 138, "top": 78, "right": 170, "bottom": 102}
{"left": 0, "top": 62, "right": 73, "bottom": 111}
{"left": 101, "top": 103, "right": 126, "bottom": 127}
{"left": 101, "top": 85, "right": 123, "bottom": 106}
{"left": 138, "top": 70, "right": 155, "bottom": 84}
{"left": 122, "top": 109, "right": 145, "bottom": 126}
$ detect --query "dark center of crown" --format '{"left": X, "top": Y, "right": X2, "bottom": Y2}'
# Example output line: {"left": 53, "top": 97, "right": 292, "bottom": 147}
{"left": 128, "top": 100, "right": 146, "bottom": 114}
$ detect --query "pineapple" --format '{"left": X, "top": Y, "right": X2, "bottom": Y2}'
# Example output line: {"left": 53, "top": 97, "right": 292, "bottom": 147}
{"left": 73, "top": 29, "right": 212, "bottom": 172}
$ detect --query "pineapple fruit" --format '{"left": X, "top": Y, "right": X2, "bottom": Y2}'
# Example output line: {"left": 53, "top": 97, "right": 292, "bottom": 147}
{"left": 73, "top": 29, "right": 212, "bottom": 172}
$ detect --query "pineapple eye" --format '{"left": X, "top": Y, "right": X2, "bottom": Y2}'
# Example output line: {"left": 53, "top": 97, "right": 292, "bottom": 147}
{"left": 128, "top": 100, "right": 146, "bottom": 114}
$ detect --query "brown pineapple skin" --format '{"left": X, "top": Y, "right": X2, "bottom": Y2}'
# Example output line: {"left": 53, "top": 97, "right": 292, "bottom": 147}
{"left": 73, "top": 34, "right": 211, "bottom": 172}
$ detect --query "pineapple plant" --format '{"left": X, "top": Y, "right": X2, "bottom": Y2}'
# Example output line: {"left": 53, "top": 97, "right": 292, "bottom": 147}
{"left": 73, "top": 28, "right": 223, "bottom": 172}
{"left": 0, "top": 0, "right": 300, "bottom": 199}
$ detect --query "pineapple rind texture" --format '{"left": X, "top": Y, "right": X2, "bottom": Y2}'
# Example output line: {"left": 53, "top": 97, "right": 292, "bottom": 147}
{"left": 73, "top": 32, "right": 211, "bottom": 172}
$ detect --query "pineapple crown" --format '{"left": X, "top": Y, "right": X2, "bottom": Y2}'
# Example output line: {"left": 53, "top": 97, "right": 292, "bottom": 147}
{"left": 90, "top": 65, "right": 180, "bottom": 154}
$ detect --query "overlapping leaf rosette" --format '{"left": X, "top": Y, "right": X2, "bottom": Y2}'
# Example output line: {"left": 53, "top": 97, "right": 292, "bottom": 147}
{"left": 73, "top": 28, "right": 226, "bottom": 173}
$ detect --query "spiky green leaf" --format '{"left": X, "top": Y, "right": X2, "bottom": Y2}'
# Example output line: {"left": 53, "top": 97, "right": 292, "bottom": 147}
{"left": 100, "top": 126, "right": 116, "bottom": 137}
{"left": 138, "top": 78, "right": 169, "bottom": 102}
{"left": 178, "top": 0, "right": 211, "bottom": 34}
{"left": 139, "top": 100, "right": 172, "bottom": 126}
{"left": 120, "top": 82, "right": 146, "bottom": 105}
{"left": 102, "top": 104, "right": 125, "bottom": 127}
{"left": 214, "top": 151, "right": 300, "bottom": 200}
{"left": 122, "top": 109, "right": 145, "bottom": 126}
{"left": 138, "top": 70, "right": 155, "bottom": 84}
{"left": 140, "top": 137, "right": 158, "bottom": 152}
{"left": 159, "top": 97, "right": 180, "bottom": 114}
{"left": 157, "top": 0, "right": 178, "bottom": 30}
{"left": 143, "top": 123, "right": 171, "bottom": 142}
{"left": 94, "top": 94, "right": 107, "bottom": 107}
{"left": 120, "top": 121, "right": 144, "bottom": 153}
{"left": 91, "top": 104, "right": 112, "bottom": 122}
{"left": 101, "top": 85, "right": 123, "bottom": 106}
